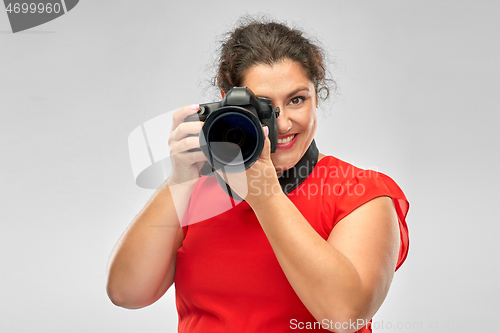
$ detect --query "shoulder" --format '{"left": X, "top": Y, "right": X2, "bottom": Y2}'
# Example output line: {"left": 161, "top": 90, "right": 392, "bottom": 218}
{"left": 316, "top": 155, "right": 410, "bottom": 270}
{"left": 313, "top": 155, "right": 406, "bottom": 202}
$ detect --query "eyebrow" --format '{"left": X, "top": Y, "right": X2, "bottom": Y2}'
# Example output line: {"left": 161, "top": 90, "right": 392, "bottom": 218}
{"left": 256, "top": 86, "right": 311, "bottom": 100}
{"left": 286, "top": 86, "right": 311, "bottom": 98}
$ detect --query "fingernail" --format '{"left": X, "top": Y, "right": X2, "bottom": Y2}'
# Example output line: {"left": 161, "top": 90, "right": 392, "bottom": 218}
{"left": 264, "top": 126, "right": 269, "bottom": 137}
{"left": 190, "top": 104, "right": 200, "bottom": 110}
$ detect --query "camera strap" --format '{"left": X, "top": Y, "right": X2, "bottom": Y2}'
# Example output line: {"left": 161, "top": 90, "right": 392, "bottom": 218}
{"left": 213, "top": 139, "right": 319, "bottom": 201}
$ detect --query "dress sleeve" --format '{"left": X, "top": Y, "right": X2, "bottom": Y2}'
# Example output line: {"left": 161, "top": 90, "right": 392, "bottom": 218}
{"left": 333, "top": 171, "right": 410, "bottom": 271}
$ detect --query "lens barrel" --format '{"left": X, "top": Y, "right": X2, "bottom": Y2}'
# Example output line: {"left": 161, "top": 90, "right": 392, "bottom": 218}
{"left": 200, "top": 106, "right": 264, "bottom": 173}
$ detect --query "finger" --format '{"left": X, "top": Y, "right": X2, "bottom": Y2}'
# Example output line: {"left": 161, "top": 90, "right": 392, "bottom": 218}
{"left": 170, "top": 136, "right": 202, "bottom": 155}
{"left": 171, "top": 104, "right": 200, "bottom": 130}
{"left": 169, "top": 121, "right": 204, "bottom": 143}
{"left": 174, "top": 150, "right": 207, "bottom": 165}
{"left": 195, "top": 161, "right": 208, "bottom": 172}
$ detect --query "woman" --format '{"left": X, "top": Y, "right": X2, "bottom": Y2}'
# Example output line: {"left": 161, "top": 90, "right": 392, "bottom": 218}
{"left": 107, "top": 18, "right": 409, "bottom": 333}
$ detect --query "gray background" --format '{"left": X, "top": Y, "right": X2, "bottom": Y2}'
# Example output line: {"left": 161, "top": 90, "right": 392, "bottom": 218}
{"left": 1, "top": 0, "right": 499, "bottom": 332}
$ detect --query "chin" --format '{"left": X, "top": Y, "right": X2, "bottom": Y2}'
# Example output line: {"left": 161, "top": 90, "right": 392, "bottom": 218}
{"left": 272, "top": 136, "right": 313, "bottom": 171}
{"left": 271, "top": 153, "right": 299, "bottom": 172}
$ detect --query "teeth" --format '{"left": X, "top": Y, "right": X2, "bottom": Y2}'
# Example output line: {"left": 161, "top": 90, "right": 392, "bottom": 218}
{"left": 277, "top": 134, "right": 295, "bottom": 144}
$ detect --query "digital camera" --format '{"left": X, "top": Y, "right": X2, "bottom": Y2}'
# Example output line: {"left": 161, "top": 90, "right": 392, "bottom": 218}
{"left": 185, "top": 87, "right": 280, "bottom": 173}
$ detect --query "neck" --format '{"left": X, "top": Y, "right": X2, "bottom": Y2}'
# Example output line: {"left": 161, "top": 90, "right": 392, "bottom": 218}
{"left": 276, "top": 139, "right": 319, "bottom": 195}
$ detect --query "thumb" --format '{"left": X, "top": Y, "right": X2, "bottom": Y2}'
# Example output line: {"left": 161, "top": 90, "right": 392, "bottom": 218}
{"left": 263, "top": 125, "right": 269, "bottom": 138}
{"left": 261, "top": 126, "right": 271, "bottom": 158}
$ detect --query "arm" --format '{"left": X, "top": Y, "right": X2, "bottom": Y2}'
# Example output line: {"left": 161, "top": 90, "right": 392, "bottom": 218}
{"left": 251, "top": 195, "right": 399, "bottom": 333}
{"left": 106, "top": 104, "right": 206, "bottom": 309}
{"left": 106, "top": 182, "right": 188, "bottom": 309}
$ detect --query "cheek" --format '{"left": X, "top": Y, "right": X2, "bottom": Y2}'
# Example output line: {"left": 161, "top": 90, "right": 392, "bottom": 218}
{"left": 298, "top": 108, "right": 317, "bottom": 133}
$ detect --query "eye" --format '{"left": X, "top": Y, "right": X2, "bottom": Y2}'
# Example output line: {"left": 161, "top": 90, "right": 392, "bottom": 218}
{"left": 289, "top": 96, "right": 305, "bottom": 106}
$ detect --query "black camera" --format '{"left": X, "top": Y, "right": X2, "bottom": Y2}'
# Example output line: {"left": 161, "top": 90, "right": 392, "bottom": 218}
{"left": 185, "top": 87, "right": 280, "bottom": 173}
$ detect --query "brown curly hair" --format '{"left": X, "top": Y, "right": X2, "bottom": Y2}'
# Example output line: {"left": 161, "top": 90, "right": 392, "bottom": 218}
{"left": 213, "top": 17, "right": 335, "bottom": 101}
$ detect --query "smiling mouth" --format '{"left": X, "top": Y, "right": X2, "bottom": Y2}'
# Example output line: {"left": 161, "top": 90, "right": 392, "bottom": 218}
{"left": 277, "top": 134, "right": 296, "bottom": 144}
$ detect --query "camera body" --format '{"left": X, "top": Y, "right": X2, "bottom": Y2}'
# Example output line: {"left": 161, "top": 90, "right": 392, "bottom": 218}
{"left": 185, "top": 87, "right": 279, "bottom": 173}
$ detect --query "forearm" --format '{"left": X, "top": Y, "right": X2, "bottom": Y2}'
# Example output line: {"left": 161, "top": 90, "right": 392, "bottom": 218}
{"left": 250, "top": 194, "right": 369, "bottom": 329}
{"left": 106, "top": 180, "right": 194, "bottom": 308}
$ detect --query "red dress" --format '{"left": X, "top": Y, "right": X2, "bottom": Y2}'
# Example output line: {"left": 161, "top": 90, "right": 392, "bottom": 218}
{"left": 175, "top": 156, "right": 409, "bottom": 332}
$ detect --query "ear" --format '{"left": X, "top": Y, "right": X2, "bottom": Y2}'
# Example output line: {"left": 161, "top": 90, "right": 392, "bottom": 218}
{"left": 220, "top": 90, "right": 226, "bottom": 99}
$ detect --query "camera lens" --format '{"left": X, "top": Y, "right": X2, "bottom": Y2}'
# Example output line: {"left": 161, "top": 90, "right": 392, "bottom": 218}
{"left": 207, "top": 112, "right": 258, "bottom": 165}
{"left": 224, "top": 128, "right": 245, "bottom": 147}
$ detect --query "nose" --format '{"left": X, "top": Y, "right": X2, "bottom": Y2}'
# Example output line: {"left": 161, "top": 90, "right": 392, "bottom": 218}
{"left": 276, "top": 105, "right": 292, "bottom": 134}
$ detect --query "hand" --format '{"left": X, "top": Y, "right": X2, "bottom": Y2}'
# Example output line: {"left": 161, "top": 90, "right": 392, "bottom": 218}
{"left": 167, "top": 104, "right": 207, "bottom": 186}
{"left": 217, "top": 126, "right": 283, "bottom": 208}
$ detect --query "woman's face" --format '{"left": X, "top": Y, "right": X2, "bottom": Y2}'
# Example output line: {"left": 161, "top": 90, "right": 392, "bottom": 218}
{"left": 241, "top": 59, "right": 318, "bottom": 172}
